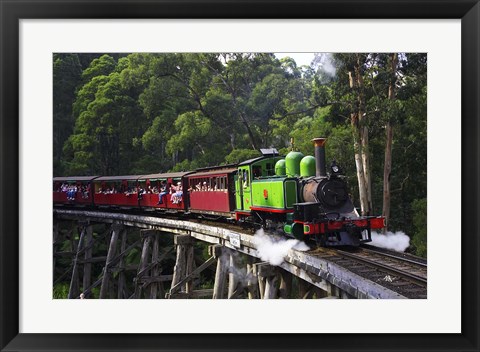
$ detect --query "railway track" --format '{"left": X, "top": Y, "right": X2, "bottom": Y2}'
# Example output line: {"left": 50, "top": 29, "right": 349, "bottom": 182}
{"left": 339, "top": 248, "right": 426, "bottom": 284}
{"left": 319, "top": 246, "right": 427, "bottom": 298}
{"left": 361, "top": 243, "right": 427, "bottom": 265}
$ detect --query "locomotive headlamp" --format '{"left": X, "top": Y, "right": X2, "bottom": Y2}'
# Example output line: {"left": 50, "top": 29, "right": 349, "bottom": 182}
{"left": 331, "top": 160, "right": 341, "bottom": 174}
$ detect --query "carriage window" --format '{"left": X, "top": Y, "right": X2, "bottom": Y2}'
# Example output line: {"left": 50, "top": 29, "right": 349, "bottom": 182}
{"left": 188, "top": 176, "right": 230, "bottom": 191}
{"left": 192, "top": 179, "right": 203, "bottom": 191}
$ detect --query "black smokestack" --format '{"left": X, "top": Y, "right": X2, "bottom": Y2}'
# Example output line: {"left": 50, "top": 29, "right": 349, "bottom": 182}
{"left": 312, "top": 137, "right": 327, "bottom": 177}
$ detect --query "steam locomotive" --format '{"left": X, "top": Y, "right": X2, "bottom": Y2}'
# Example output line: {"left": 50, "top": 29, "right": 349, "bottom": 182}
{"left": 53, "top": 137, "right": 385, "bottom": 246}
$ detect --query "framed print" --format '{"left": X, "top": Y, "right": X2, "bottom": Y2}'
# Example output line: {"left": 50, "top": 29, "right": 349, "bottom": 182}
{"left": 1, "top": 0, "right": 479, "bottom": 351}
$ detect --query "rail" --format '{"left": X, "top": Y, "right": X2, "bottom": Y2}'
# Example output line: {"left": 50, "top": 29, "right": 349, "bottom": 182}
{"left": 337, "top": 249, "right": 427, "bottom": 287}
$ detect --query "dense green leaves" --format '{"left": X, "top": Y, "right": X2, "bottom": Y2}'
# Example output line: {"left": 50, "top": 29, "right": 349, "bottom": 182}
{"left": 53, "top": 54, "right": 82, "bottom": 173}
{"left": 411, "top": 198, "right": 427, "bottom": 257}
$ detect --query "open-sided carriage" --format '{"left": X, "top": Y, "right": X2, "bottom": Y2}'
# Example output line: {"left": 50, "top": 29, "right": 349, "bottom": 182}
{"left": 93, "top": 175, "right": 144, "bottom": 208}
{"left": 137, "top": 172, "right": 191, "bottom": 211}
{"left": 53, "top": 176, "right": 98, "bottom": 206}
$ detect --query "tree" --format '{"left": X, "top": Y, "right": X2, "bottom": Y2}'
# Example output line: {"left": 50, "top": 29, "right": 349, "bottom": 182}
{"left": 81, "top": 54, "right": 116, "bottom": 83}
{"left": 63, "top": 55, "right": 147, "bottom": 175}
{"left": 53, "top": 54, "right": 82, "bottom": 175}
{"left": 331, "top": 54, "right": 372, "bottom": 215}
{"left": 411, "top": 198, "right": 427, "bottom": 257}
{"left": 382, "top": 53, "right": 399, "bottom": 232}
{"left": 388, "top": 53, "right": 427, "bottom": 236}
{"left": 135, "top": 53, "right": 307, "bottom": 168}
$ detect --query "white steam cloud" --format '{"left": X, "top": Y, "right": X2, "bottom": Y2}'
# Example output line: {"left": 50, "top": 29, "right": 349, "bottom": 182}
{"left": 313, "top": 53, "right": 337, "bottom": 78}
{"left": 253, "top": 229, "right": 309, "bottom": 266}
{"left": 370, "top": 231, "right": 410, "bottom": 252}
{"left": 220, "top": 251, "right": 256, "bottom": 287}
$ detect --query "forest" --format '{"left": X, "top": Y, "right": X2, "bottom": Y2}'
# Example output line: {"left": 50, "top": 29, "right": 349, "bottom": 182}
{"left": 53, "top": 52, "right": 427, "bottom": 257}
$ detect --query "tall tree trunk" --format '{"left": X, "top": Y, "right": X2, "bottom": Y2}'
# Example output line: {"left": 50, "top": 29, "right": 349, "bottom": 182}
{"left": 349, "top": 55, "right": 371, "bottom": 216}
{"left": 352, "top": 123, "right": 369, "bottom": 215}
{"left": 382, "top": 53, "right": 398, "bottom": 232}
{"left": 355, "top": 58, "right": 372, "bottom": 215}
{"left": 383, "top": 124, "right": 393, "bottom": 230}
{"left": 361, "top": 127, "right": 372, "bottom": 214}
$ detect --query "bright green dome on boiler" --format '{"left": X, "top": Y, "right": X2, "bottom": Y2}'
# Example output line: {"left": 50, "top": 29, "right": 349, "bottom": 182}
{"left": 300, "top": 155, "right": 316, "bottom": 177}
{"left": 275, "top": 159, "right": 286, "bottom": 176}
{"left": 285, "top": 151, "right": 304, "bottom": 177}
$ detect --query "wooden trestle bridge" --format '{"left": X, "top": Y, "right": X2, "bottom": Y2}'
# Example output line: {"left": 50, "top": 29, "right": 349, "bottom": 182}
{"left": 53, "top": 209, "right": 420, "bottom": 299}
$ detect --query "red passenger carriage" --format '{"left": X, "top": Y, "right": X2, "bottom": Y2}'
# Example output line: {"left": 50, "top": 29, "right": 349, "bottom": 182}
{"left": 53, "top": 176, "right": 98, "bottom": 206}
{"left": 138, "top": 172, "right": 191, "bottom": 211}
{"left": 186, "top": 167, "right": 237, "bottom": 217}
{"left": 93, "top": 175, "right": 143, "bottom": 208}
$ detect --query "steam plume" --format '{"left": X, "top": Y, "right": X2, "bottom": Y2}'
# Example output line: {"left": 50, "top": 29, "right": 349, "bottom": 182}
{"left": 370, "top": 231, "right": 410, "bottom": 252}
{"left": 313, "top": 53, "right": 337, "bottom": 78}
{"left": 253, "top": 229, "right": 309, "bottom": 266}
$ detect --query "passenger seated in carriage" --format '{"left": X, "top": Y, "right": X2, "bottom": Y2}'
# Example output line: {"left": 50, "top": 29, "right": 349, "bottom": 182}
{"left": 137, "top": 186, "right": 146, "bottom": 200}
{"left": 82, "top": 184, "right": 89, "bottom": 199}
{"left": 171, "top": 182, "right": 183, "bottom": 204}
{"left": 67, "top": 185, "right": 77, "bottom": 200}
{"left": 147, "top": 185, "right": 154, "bottom": 194}
{"left": 157, "top": 181, "right": 167, "bottom": 204}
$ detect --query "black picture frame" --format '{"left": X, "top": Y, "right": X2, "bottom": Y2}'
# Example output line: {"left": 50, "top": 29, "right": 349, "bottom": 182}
{"left": 1, "top": 1, "right": 478, "bottom": 351}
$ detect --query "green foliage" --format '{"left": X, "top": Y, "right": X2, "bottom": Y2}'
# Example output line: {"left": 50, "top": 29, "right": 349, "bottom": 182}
{"left": 125, "top": 248, "right": 140, "bottom": 265}
{"left": 53, "top": 54, "right": 83, "bottom": 175}
{"left": 411, "top": 198, "right": 427, "bottom": 257}
{"left": 225, "top": 149, "right": 262, "bottom": 164}
{"left": 90, "top": 287, "right": 99, "bottom": 299}
{"left": 81, "top": 54, "right": 116, "bottom": 82}
{"left": 64, "top": 65, "right": 147, "bottom": 175}
{"left": 53, "top": 283, "right": 69, "bottom": 299}
{"left": 170, "top": 159, "right": 200, "bottom": 172}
